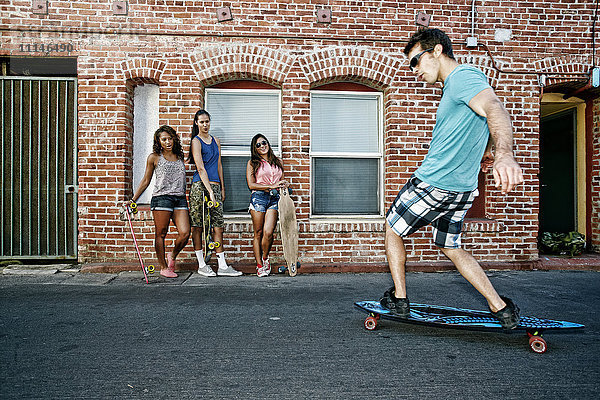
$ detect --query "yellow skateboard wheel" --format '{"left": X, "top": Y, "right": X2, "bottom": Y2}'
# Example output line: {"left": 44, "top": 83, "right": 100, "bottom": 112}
{"left": 147, "top": 265, "right": 155, "bottom": 274}
{"left": 130, "top": 202, "right": 138, "bottom": 214}
{"left": 208, "top": 242, "right": 215, "bottom": 250}
{"left": 214, "top": 241, "right": 221, "bottom": 248}
{"left": 207, "top": 201, "right": 214, "bottom": 208}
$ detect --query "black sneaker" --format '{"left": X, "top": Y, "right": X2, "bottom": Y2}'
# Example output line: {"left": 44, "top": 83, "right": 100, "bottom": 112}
{"left": 490, "top": 296, "right": 520, "bottom": 330}
{"left": 380, "top": 287, "right": 410, "bottom": 318}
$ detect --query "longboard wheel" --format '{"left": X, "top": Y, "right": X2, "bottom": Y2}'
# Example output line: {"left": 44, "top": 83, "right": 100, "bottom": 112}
{"left": 208, "top": 242, "right": 215, "bottom": 250}
{"left": 214, "top": 241, "right": 221, "bottom": 248}
{"left": 364, "top": 315, "right": 379, "bottom": 331}
{"left": 529, "top": 335, "right": 547, "bottom": 354}
{"left": 207, "top": 201, "right": 214, "bottom": 208}
{"left": 130, "top": 202, "right": 138, "bottom": 214}
{"left": 147, "top": 265, "right": 155, "bottom": 274}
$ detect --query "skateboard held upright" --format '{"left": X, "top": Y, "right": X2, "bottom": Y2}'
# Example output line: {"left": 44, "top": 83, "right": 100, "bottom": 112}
{"left": 124, "top": 202, "right": 155, "bottom": 283}
{"left": 278, "top": 187, "right": 299, "bottom": 277}
{"left": 202, "top": 195, "right": 221, "bottom": 263}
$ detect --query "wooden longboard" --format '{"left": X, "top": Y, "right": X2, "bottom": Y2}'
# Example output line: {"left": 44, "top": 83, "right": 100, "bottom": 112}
{"left": 355, "top": 300, "right": 584, "bottom": 353}
{"left": 278, "top": 187, "right": 299, "bottom": 276}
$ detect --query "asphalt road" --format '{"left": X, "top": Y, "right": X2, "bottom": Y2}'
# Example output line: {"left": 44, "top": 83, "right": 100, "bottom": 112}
{"left": 1, "top": 270, "right": 598, "bottom": 399}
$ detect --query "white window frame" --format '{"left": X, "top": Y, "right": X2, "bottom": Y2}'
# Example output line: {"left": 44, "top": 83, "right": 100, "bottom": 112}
{"left": 309, "top": 90, "right": 384, "bottom": 218}
{"left": 205, "top": 87, "right": 282, "bottom": 216}
{"left": 132, "top": 84, "right": 159, "bottom": 204}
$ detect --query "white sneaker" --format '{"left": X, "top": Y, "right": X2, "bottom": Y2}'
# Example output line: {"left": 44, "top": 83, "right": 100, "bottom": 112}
{"left": 217, "top": 264, "right": 242, "bottom": 277}
{"left": 197, "top": 264, "right": 216, "bottom": 277}
{"left": 262, "top": 258, "right": 271, "bottom": 276}
{"left": 257, "top": 265, "right": 270, "bottom": 278}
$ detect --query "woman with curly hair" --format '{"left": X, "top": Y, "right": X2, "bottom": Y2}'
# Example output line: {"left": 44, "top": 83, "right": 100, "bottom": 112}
{"left": 129, "top": 125, "right": 190, "bottom": 278}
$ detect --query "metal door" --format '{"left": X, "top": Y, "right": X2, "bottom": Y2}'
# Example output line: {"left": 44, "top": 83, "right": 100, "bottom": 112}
{"left": 539, "top": 109, "right": 576, "bottom": 233}
{"left": 1, "top": 77, "right": 78, "bottom": 260}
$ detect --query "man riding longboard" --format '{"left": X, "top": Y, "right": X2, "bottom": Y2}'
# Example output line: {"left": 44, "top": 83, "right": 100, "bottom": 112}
{"left": 381, "top": 28, "right": 524, "bottom": 329}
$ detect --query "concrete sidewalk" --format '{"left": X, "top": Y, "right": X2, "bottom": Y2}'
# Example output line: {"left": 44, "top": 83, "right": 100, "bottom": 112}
{"left": 1, "top": 252, "right": 600, "bottom": 278}
{"left": 77, "top": 252, "right": 600, "bottom": 274}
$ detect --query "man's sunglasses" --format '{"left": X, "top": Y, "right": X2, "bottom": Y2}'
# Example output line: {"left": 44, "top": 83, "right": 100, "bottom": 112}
{"left": 256, "top": 140, "right": 269, "bottom": 148}
{"left": 409, "top": 47, "right": 434, "bottom": 71}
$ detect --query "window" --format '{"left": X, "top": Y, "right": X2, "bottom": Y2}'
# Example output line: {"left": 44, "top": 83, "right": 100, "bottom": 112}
{"left": 0, "top": 57, "right": 77, "bottom": 77}
{"left": 310, "top": 88, "right": 383, "bottom": 216}
{"left": 205, "top": 85, "right": 281, "bottom": 213}
{"left": 465, "top": 171, "right": 486, "bottom": 219}
{"left": 133, "top": 84, "right": 159, "bottom": 204}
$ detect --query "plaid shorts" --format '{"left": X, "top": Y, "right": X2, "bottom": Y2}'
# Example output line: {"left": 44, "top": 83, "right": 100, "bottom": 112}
{"left": 189, "top": 181, "right": 224, "bottom": 228}
{"left": 386, "top": 176, "right": 478, "bottom": 248}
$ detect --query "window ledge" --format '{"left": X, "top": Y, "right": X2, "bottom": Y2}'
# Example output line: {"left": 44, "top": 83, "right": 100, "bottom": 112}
{"left": 226, "top": 216, "right": 387, "bottom": 233}
{"left": 307, "top": 217, "right": 386, "bottom": 233}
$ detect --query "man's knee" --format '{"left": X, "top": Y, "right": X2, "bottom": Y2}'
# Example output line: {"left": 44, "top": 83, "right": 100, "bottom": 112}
{"left": 385, "top": 223, "right": 402, "bottom": 241}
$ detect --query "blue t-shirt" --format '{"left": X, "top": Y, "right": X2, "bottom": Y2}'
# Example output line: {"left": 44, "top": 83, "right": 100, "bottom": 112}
{"left": 414, "top": 65, "right": 491, "bottom": 192}
{"left": 192, "top": 135, "right": 220, "bottom": 183}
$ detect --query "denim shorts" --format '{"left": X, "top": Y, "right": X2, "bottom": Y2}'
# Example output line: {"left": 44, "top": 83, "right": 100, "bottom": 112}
{"left": 386, "top": 176, "right": 478, "bottom": 249}
{"left": 150, "top": 195, "right": 189, "bottom": 212}
{"left": 249, "top": 190, "right": 279, "bottom": 212}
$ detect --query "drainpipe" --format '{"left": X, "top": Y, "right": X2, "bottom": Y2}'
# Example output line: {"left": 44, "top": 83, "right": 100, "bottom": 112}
{"left": 466, "top": 0, "right": 478, "bottom": 48}
{"left": 585, "top": 100, "right": 594, "bottom": 250}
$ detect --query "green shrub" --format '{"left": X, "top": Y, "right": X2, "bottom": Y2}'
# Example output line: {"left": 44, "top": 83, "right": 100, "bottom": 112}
{"left": 539, "top": 231, "right": 586, "bottom": 257}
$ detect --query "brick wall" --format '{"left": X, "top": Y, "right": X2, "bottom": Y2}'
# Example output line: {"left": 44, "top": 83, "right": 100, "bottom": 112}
{"left": 1, "top": 1, "right": 598, "bottom": 267}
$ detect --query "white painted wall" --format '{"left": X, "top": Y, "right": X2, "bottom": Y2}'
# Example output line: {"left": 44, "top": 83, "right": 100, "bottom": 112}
{"left": 133, "top": 84, "right": 159, "bottom": 204}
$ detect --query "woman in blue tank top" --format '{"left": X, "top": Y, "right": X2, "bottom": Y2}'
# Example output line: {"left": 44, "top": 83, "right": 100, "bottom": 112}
{"left": 188, "top": 110, "right": 241, "bottom": 277}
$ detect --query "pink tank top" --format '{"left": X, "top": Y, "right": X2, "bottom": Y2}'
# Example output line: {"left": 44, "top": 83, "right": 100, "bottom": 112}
{"left": 255, "top": 160, "right": 283, "bottom": 187}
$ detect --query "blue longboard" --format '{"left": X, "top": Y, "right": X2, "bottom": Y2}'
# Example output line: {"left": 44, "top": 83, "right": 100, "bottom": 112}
{"left": 354, "top": 300, "right": 584, "bottom": 353}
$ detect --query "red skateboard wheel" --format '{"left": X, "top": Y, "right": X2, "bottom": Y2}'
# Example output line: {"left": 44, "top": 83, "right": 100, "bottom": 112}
{"left": 529, "top": 335, "right": 547, "bottom": 353}
{"left": 364, "top": 316, "right": 378, "bottom": 331}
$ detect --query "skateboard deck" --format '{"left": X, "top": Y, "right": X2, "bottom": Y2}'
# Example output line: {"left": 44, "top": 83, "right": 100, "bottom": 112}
{"left": 354, "top": 300, "right": 584, "bottom": 353}
{"left": 201, "top": 195, "right": 220, "bottom": 263}
{"left": 125, "top": 203, "right": 155, "bottom": 283}
{"left": 278, "top": 187, "right": 299, "bottom": 277}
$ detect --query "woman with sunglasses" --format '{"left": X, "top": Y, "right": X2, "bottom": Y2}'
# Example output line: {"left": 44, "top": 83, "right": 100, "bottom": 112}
{"left": 246, "top": 134, "right": 288, "bottom": 277}
{"left": 188, "top": 110, "right": 242, "bottom": 277}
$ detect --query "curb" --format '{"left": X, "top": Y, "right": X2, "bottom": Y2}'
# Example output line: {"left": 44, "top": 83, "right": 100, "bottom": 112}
{"left": 78, "top": 255, "right": 600, "bottom": 275}
{"left": 1, "top": 264, "right": 78, "bottom": 275}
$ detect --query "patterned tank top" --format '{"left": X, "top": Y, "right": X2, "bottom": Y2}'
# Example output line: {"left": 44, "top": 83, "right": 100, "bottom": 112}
{"left": 152, "top": 155, "right": 186, "bottom": 197}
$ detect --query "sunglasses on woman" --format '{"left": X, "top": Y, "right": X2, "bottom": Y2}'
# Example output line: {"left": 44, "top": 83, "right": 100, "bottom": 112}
{"left": 256, "top": 140, "right": 269, "bottom": 148}
{"left": 409, "top": 47, "right": 434, "bottom": 71}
